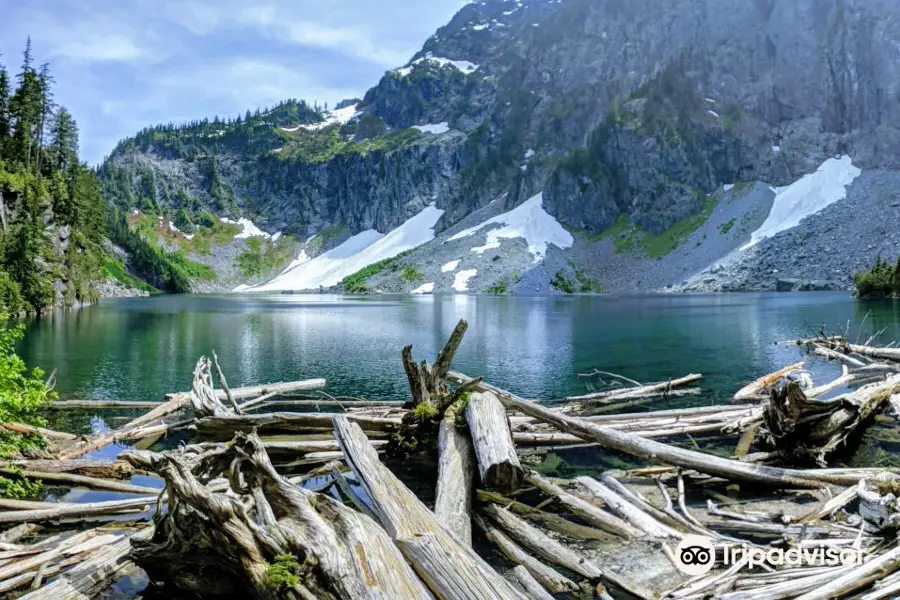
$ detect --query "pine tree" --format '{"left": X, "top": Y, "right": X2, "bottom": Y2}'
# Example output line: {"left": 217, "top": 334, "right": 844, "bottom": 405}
{"left": 0, "top": 62, "right": 10, "bottom": 157}
{"left": 50, "top": 106, "right": 77, "bottom": 173}
{"left": 245, "top": 109, "right": 252, "bottom": 122}
{"left": 10, "top": 38, "right": 42, "bottom": 172}
{"left": 35, "top": 63, "right": 54, "bottom": 177}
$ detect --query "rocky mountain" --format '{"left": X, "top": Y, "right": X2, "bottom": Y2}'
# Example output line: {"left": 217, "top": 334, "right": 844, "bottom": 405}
{"left": 99, "top": 0, "right": 900, "bottom": 294}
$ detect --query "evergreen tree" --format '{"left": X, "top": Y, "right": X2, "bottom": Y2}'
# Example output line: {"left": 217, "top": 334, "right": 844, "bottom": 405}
{"left": 0, "top": 62, "right": 10, "bottom": 156}
{"left": 49, "top": 106, "right": 77, "bottom": 173}
{"left": 34, "top": 63, "right": 54, "bottom": 177}
{"left": 10, "top": 38, "right": 42, "bottom": 172}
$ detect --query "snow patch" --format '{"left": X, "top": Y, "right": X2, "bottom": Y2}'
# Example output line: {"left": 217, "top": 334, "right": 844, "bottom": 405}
{"left": 772, "top": 145, "right": 781, "bottom": 153}
{"left": 411, "top": 282, "right": 435, "bottom": 294}
{"left": 447, "top": 193, "right": 573, "bottom": 262}
{"left": 281, "top": 104, "right": 361, "bottom": 133}
{"left": 168, "top": 221, "right": 179, "bottom": 233}
{"left": 272, "top": 147, "right": 284, "bottom": 153}
{"left": 453, "top": 270, "right": 477, "bottom": 292}
{"left": 472, "top": 24, "right": 489, "bottom": 31}
{"left": 239, "top": 206, "right": 444, "bottom": 292}
{"left": 271, "top": 232, "right": 283, "bottom": 242}
{"left": 412, "top": 122, "right": 450, "bottom": 135}
{"left": 723, "top": 184, "right": 735, "bottom": 192}
{"left": 441, "top": 260, "right": 461, "bottom": 273}
{"left": 744, "top": 155, "right": 861, "bottom": 249}
{"left": 394, "top": 53, "right": 479, "bottom": 78}
{"left": 221, "top": 217, "right": 273, "bottom": 240}
{"left": 524, "top": 149, "right": 535, "bottom": 160}
{"left": 708, "top": 110, "right": 720, "bottom": 118}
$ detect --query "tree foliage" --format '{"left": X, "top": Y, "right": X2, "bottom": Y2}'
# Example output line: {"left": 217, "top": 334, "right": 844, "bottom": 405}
{"left": 0, "top": 39, "right": 112, "bottom": 312}
{"left": 855, "top": 257, "right": 900, "bottom": 299}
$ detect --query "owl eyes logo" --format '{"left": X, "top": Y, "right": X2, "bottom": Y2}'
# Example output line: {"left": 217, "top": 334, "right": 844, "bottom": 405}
{"left": 674, "top": 535, "right": 715, "bottom": 575}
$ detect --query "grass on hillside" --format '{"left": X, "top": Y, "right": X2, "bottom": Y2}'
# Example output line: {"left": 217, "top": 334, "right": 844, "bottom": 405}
{"left": 103, "top": 257, "right": 157, "bottom": 293}
{"left": 341, "top": 251, "right": 413, "bottom": 293}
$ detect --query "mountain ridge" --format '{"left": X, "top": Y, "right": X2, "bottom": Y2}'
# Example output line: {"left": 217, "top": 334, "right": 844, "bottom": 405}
{"left": 98, "top": 0, "right": 900, "bottom": 294}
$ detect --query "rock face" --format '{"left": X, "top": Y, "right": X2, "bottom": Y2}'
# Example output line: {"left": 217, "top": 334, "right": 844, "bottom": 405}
{"left": 98, "top": 0, "right": 900, "bottom": 293}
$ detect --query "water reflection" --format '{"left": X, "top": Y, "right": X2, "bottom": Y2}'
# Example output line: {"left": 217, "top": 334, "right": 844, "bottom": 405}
{"left": 17, "top": 293, "right": 900, "bottom": 416}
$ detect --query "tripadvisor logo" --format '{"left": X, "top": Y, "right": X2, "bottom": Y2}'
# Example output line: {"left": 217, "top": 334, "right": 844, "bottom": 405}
{"left": 674, "top": 535, "right": 715, "bottom": 576}
{"left": 672, "top": 534, "right": 863, "bottom": 576}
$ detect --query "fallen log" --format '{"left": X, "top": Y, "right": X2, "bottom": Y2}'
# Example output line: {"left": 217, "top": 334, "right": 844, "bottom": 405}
{"left": 19, "top": 528, "right": 152, "bottom": 600}
{"left": 476, "top": 490, "right": 611, "bottom": 541}
{"left": 465, "top": 391, "right": 523, "bottom": 493}
{"left": 733, "top": 363, "right": 804, "bottom": 402}
{"left": 434, "top": 405, "right": 475, "bottom": 545}
{"left": 333, "top": 417, "right": 525, "bottom": 599}
{"left": 506, "top": 565, "right": 555, "bottom": 600}
{"left": 195, "top": 412, "right": 401, "bottom": 438}
{"left": 482, "top": 503, "right": 601, "bottom": 580}
{"left": 0, "top": 523, "right": 40, "bottom": 544}
{"left": 841, "top": 343, "right": 900, "bottom": 364}
{"left": 574, "top": 476, "right": 680, "bottom": 538}
{"left": 125, "top": 432, "right": 432, "bottom": 599}
{"left": 473, "top": 514, "right": 577, "bottom": 594}
{"left": 169, "top": 377, "right": 328, "bottom": 403}
{"left": 812, "top": 346, "right": 866, "bottom": 369}
{"left": 1, "top": 423, "right": 78, "bottom": 441}
{"left": 1, "top": 460, "right": 133, "bottom": 479}
{"left": 793, "top": 543, "right": 900, "bottom": 600}
{"left": 0, "top": 529, "right": 100, "bottom": 581}
{"left": 566, "top": 374, "right": 702, "bottom": 403}
{"left": 0, "top": 496, "right": 156, "bottom": 525}
{"left": 447, "top": 372, "right": 868, "bottom": 488}
{"left": 0, "top": 468, "right": 159, "bottom": 496}
{"left": 525, "top": 473, "right": 641, "bottom": 539}
{"left": 47, "top": 400, "right": 163, "bottom": 410}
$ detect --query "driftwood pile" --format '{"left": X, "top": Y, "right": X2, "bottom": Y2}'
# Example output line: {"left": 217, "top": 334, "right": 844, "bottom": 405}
{"left": 3, "top": 323, "right": 900, "bottom": 598}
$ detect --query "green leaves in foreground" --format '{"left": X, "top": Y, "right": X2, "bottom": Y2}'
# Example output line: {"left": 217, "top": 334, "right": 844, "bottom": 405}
{"left": 0, "top": 316, "right": 54, "bottom": 498}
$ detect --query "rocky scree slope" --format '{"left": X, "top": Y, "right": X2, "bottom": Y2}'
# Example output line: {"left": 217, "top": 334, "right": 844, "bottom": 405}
{"left": 99, "top": 0, "right": 900, "bottom": 293}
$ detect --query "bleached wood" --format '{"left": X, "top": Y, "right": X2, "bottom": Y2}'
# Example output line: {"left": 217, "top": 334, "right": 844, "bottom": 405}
{"left": 575, "top": 476, "right": 681, "bottom": 538}
{"left": 506, "top": 566, "right": 554, "bottom": 600}
{"left": 0, "top": 468, "right": 158, "bottom": 495}
{"left": 465, "top": 391, "right": 523, "bottom": 493}
{"left": 525, "top": 473, "right": 641, "bottom": 539}
{"left": 473, "top": 514, "right": 577, "bottom": 594}
{"left": 733, "top": 362, "right": 804, "bottom": 402}
{"left": 1, "top": 460, "right": 133, "bottom": 479}
{"left": 482, "top": 503, "right": 601, "bottom": 579}
{"left": 566, "top": 373, "right": 702, "bottom": 403}
{"left": 0, "top": 496, "right": 155, "bottom": 525}
{"left": 434, "top": 406, "right": 475, "bottom": 546}
{"left": 333, "top": 417, "right": 525, "bottom": 600}
{"left": 448, "top": 372, "right": 866, "bottom": 488}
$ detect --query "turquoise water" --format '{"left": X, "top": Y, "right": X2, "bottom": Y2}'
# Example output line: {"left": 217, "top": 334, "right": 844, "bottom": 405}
{"left": 18, "top": 292, "right": 900, "bottom": 414}
{"left": 13, "top": 292, "right": 900, "bottom": 597}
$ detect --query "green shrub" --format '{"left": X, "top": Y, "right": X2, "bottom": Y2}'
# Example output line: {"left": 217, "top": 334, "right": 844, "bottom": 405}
{"left": 855, "top": 257, "right": 900, "bottom": 298}
{"left": 237, "top": 238, "right": 296, "bottom": 279}
{"left": 719, "top": 219, "right": 735, "bottom": 236}
{"left": 551, "top": 271, "right": 576, "bottom": 294}
{"left": 400, "top": 266, "right": 424, "bottom": 283}
{"left": 0, "top": 318, "right": 56, "bottom": 498}
{"left": 486, "top": 279, "right": 510, "bottom": 295}
{"left": 340, "top": 251, "right": 412, "bottom": 293}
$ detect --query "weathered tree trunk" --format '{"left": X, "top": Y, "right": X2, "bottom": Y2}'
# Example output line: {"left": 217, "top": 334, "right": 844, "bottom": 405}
{"left": 124, "top": 432, "right": 432, "bottom": 600}
{"left": 19, "top": 528, "right": 152, "bottom": 600}
{"left": 402, "top": 320, "right": 468, "bottom": 410}
{"left": 333, "top": 416, "right": 525, "bottom": 599}
{"left": 0, "top": 496, "right": 156, "bottom": 525}
{"left": 733, "top": 363, "right": 804, "bottom": 402}
{"left": 574, "top": 476, "right": 681, "bottom": 538}
{"left": 434, "top": 406, "right": 475, "bottom": 546}
{"left": 525, "top": 473, "right": 641, "bottom": 539}
{"left": 505, "top": 566, "right": 555, "bottom": 600}
{"left": 447, "top": 372, "right": 869, "bottom": 488}
{"left": 464, "top": 391, "right": 523, "bottom": 494}
{"left": 195, "top": 412, "right": 401, "bottom": 438}
{"left": 0, "top": 468, "right": 158, "bottom": 495}
{"left": 1, "top": 459, "right": 133, "bottom": 479}
{"left": 764, "top": 376, "right": 900, "bottom": 465}
{"left": 472, "top": 514, "right": 577, "bottom": 594}
{"left": 566, "top": 374, "right": 702, "bottom": 403}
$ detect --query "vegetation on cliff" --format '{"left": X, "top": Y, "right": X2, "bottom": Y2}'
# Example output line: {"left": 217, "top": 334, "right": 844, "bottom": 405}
{"left": 0, "top": 39, "right": 113, "bottom": 312}
{"left": 855, "top": 257, "right": 900, "bottom": 299}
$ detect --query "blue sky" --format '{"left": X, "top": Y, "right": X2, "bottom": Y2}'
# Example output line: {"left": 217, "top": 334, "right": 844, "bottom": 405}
{"left": 0, "top": 0, "right": 468, "bottom": 164}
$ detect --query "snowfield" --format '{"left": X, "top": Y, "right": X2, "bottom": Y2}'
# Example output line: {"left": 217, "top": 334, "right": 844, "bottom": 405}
{"left": 447, "top": 193, "right": 573, "bottom": 262}
{"left": 453, "top": 269, "right": 478, "bottom": 292}
{"left": 441, "top": 260, "right": 461, "bottom": 273}
{"left": 413, "top": 122, "right": 450, "bottom": 135}
{"left": 239, "top": 205, "right": 444, "bottom": 292}
{"left": 410, "top": 282, "right": 435, "bottom": 294}
{"left": 744, "top": 155, "right": 861, "bottom": 249}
